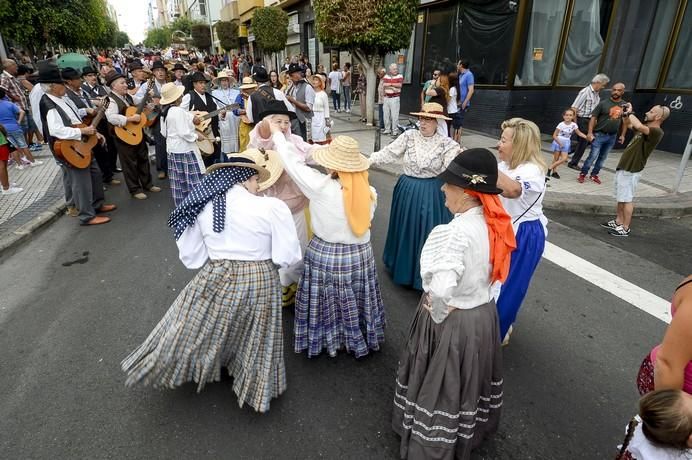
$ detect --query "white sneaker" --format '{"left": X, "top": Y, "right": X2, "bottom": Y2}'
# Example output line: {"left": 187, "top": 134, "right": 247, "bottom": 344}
{"left": 15, "top": 164, "right": 25, "bottom": 170}
{"left": 1, "top": 186, "right": 23, "bottom": 195}
{"left": 29, "top": 160, "right": 44, "bottom": 166}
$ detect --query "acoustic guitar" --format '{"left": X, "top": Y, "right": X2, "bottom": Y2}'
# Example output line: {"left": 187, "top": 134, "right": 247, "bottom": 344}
{"left": 190, "top": 103, "right": 239, "bottom": 155}
{"left": 54, "top": 98, "right": 110, "bottom": 169}
{"left": 114, "top": 79, "right": 155, "bottom": 145}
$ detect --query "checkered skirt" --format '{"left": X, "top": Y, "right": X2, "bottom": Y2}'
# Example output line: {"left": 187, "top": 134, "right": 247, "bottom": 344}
{"left": 121, "top": 259, "right": 285, "bottom": 413}
{"left": 295, "top": 236, "right": 386, "bottom": 358}
{"left": 168, "top": 150, "right": 204, "bottom": 207}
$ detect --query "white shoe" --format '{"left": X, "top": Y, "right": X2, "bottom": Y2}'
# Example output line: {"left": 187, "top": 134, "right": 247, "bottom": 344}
{"left": 501, "top": 325, "right": 513, "bottom": 347}
{"left": 29, "top": 160, "right": 44, "bottom": 167}
{"left": 15, "top": 164, "right": 25, "bottom": 170}
{"left": 1, "top": 186, "right": 23, "bottom": 195}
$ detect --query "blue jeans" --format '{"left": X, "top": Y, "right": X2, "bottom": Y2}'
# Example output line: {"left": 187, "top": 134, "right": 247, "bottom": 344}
{"left": 342, "top": 86, "right": 351, "bottom": 111}
{"left": 331, "top": 90, "right": 340, "bottom": 111}
{"left": 378, "top": 104, "right": 384, "bottom": 129}
{"left": 580, "top": 132, "right": 616, "bottom": 176}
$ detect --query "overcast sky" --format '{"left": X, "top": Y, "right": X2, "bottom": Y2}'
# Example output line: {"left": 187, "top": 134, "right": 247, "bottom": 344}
{"left": 108, "top": 0, "right": 149, "bottom": 44}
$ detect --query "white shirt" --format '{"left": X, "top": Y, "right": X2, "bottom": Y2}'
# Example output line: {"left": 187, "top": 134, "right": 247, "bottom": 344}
{"left": 212, "top": 87, "right": 240, "bottom": 115}
{"left": 328, "top": 71, "right": 342, "bottom": 92}
{"left": 245, "top": 84, "right": 295, "bottom": 123}
{"left": 105, "top": 92, "right": 131, "bottom": 127}
{"left": 312, "top": 91, "right": 330, "bottom": 117}
{"left": 30, "top": 84, "right": 45, "bottom": 133}
{"left": 272, "top": 132, "right": 377, "bottom": 244}
{"left": 45, "top": 94, "right": 83, "bottom": 141}
{"left": 177, "top": 185, "right": 302, "bottom": 269}
{"left": 498, "top": 161, "right": 548, "bottom": 234}
{"left": 180, "top": 90, "right": 209, "bottom": 113}
{"left": 621, "top": 417, "right": 692, "bottom": 460}
{"left": 133, "top": 79, "right": 165, "bottom": 105}
{"left": 160, "top": 106, "right": 206, "bottom": 173}
{"left": 447, "top": 86, "right": 458, "bottom": 114}
{"left": 419, "top": 207, "right": 493, "bottom": 323}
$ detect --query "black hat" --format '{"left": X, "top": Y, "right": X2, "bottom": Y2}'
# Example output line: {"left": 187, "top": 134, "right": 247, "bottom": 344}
{"left": 128, "top": 60, "right": 144, "bottom": 71}
{"left": 190, "top": 71, "right": 208, "bottom": 83}
{"left": 104, "top": 70, "right": 126, "bottom": 87}
{"left": 151, "top": 60, "right": 165, "bottom": 70}
{"left": 437, "top": 148, "right": 503, "bottom": 194}
{"left": 252, "top": 66, "right": 269, "bottom": 82}
{"left": 172, "top": 62, "right": 186, "bottom": 71}
{"left": 37, "top": 59, "right": 64, "bottom": 84}
{"left": 287, "top": 63, "right": 303, "bottom": 75}
{"left": 82, "top": 65, "right": 98, "bottom": 76}
{"left": 258, "top": 100, "right": 297, "bottom": 121}
{"left": 61, "top": 67, "right": 81, "bottom": 81}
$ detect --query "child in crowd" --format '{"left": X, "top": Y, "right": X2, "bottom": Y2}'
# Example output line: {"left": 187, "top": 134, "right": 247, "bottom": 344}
{"left": 616, "top": 389, "right": 692, "bottom": 459}
{"left": 0, "top": 123, "right": 22, "bottom": 195}
{"left": 547, "top": 108, "right": 587, "bottom": 179}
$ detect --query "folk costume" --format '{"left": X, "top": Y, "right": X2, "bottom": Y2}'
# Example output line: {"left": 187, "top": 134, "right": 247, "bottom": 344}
{"left": 121, "top": 158, "right": 301, "bottom": 413}
{"left": 369, "top": 103, "right": 461, "bottom": 290}
{"left": 159, "top": 82, "right": 206, "bottom": 206}
{"left": 393, "top": 149, "right": 516, "bottom": 460}
{"left": 134, "top": 60, "right": 168, "bottom": 177}
{"left": 235, "top": 77, "right": 257, "bottom": 152}
{"left": 211, "top": 70, "right": 240, "bottom": 156}
{"left": 181, "top": 72, "right": 221, "bottom": 167}
{"left": 272, "top": 132, "right": 386, "bottom": 358}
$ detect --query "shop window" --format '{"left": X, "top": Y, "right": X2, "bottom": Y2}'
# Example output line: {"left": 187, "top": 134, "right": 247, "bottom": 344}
{"left": 558, "top": 0, "right": 615, "bottom": 86}
{"left": 384, "top": 28, "right": 415, "bottom": 84}
{"left": 637, "top": 1, "right": 677, "bottom": 88}
{"left": 515, "top": 0, "right": 569, "bottom": 86}
{"left": 422, "top": 5, "right": 460, "bottom": 77}
{"left": 664, "top": 2, "right": 692, "bottom": 89}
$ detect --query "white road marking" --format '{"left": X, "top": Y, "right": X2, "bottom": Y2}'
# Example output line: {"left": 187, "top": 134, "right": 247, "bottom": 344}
{"left": 543, "top": 242, "right": 672, "bottom": 323}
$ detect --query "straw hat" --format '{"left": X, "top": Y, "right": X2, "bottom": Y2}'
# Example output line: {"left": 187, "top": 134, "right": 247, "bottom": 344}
{"left": 206, "top": 156, "right": 270, "bottom": 182}
{"left": 312, "top": 136, "right": 369, "bottom": 173}
{"left": 410, "top": 102, "right": 452, "bottom": 120}
{"left": 159, "top": 82, "right": 185, "bottom": 105}
{"left": 213, "top": 69, "right": 234, "bottom": 84}
{"left": 239, "top": 76, "right": 257, "bottom": 90}
{"left": 234, "top": 148, "right": 283, "bottom": 191}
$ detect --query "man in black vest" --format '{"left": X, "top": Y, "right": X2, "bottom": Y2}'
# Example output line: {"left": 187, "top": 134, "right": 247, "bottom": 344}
{"left": 134, "top": 60, "right": 167, "bottom": 179}
{"left": 246, "top": 67, "right": 295, "bottom": 127}
{"left": 181, "top": 71, "right": 220, "bottom": 167}
{"left": 62, "top": 67, "right": 119, "bottom": 186}
{"left": 103, "top": 70, "right": 159, "bottom": 200}
{"left": 285, "top": 63, "right": 314, "bottom": 141}
{"left": 38, "top": 61, "right": 116, "bottom": 225}
{"left": 82, "top": 65, "right": 121, "bottom": 175}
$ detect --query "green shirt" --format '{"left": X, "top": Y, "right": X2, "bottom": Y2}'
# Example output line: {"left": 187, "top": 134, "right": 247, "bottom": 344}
{"left": 0, "top": 130, "right": 6, "bottom": 146}
{"left": 616, "top": 126, "right": 664, "bottom": 173}
{"left": 592, "top": 97, "right": 624, "bottom": 134}
{"left": 422, "top": 80, "right": 434, "bottom": 103}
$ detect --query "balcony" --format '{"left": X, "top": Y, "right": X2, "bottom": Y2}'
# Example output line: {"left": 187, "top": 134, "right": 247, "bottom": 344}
{"left": 220, "top": 1, "right": 238, "bottom": 21}
{"left": 238, "top": 0, "right": 262, "bottom": 21}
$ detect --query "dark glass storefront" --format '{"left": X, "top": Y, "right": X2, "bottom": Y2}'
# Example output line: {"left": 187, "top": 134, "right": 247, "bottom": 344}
{"left": 401, "top": 0, "right": 692, "bottom": 154}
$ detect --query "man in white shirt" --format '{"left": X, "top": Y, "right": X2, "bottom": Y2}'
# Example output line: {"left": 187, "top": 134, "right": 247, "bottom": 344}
{"left": 567, "top": 73, "right": 610, "bottom": 170}
{"left": 134, "top": 60, "right": 167, "bottom": 178}
{"left": 246, "top": 67, "right": 295, "bottom": 124}
{"left": 37, "top": 60, "right": 115, "bottom": 225}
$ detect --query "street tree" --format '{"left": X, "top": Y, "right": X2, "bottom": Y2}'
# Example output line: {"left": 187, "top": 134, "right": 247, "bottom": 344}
{"left": 190, "top": 24, "right": 211, "bottom": 51}
{"left": 144, "top": 27, "right": 172, "bottom": 49}
{"left": 115, "top": 31, "right": 131, "bottom": 48}
{"left": 313, "top": 0, "right": 418, "bottom": 125}
{"left": 216, "top": 21, "right": 239, "bottom": 52}
{"left": 251, "top": 6, "right": 288, "bottom": 68}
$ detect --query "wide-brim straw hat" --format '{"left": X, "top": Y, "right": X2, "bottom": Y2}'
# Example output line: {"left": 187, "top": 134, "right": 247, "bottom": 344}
{"left": 206, "top": 156, "right": 270, "bottom": 183}
{"left": 312, "top": 136, "right": 369, "bottom": 173}
{"left": 239, "top": 76, "right": 257, "bottom": 90}
{"left": 411, "top": 102, "right": 452, "bottom": 121}
{"left": 234, "top": 148, "right": 283, "bottom": 191}
{"left": 159, "top": 82, "right": 185, "bottom": 105}
{"left": 213, "top": 69, "right": 234, "bottom": 84}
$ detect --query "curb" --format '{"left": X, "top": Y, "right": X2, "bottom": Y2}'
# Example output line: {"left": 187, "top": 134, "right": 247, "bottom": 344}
{"left": 0, "top": 199, "right": 66, "bottom": 258}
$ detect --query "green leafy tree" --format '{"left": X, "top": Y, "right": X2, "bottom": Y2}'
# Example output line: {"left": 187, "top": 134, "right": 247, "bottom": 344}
{"left": 216, "top": 20, "right": 239, "bottom": 52}
{"left": 144, "top": 27, "right": 172, "bottom": 49}
{"left": 190, "top": 23, "right": 211, "bottom": 51}
{"left": 313, "top": 0, "right": 418, "bottom": 124}
{"left": 251, "top": 7, "right": 288, "bottom": 53}
{"left": 115, "top": 31, "right": 131, "bottom": 48}
{"left": 170, "top": 17, "right": 194, "bottom": 36}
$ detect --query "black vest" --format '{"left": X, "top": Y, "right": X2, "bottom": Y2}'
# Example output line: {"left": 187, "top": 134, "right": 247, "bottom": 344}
{"left": 188, "top": 91, "right": 219, "bottom": 135}
{"left": 39, "top": 95, "right": 76, "bottom": 159}
{"left": 81, "top": 82, "right": 107, "bottom": 98}
{"left": 66, "top": 88, "right": 93, "bottom": 110}
{"left": 249, "top": 85, "right": 276, "bottom": 123}
{"left": 109, "top": 92, "right": 133, "bottom": 116}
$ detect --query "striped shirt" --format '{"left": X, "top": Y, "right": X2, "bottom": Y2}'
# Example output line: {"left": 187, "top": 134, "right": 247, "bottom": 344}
{"left": 383, "top": 74, "right": 403, "bottom": 97}
{"left": 1, "top": 71, "right": 28, "bottom": 111}
{"left": 571, "top": 84, "right": 600, "bottom": 118}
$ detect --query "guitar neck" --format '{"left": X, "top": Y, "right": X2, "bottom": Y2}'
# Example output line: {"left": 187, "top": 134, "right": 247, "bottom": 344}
{"left": 91, "top": 108, "right": 106, "bottom": 128}
{"left": 200, "top": 104, "right": 239, "bottom": 121}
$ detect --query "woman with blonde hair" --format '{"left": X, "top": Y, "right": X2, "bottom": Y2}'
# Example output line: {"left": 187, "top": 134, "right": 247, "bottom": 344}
{"left": 495, "top": 117, "right": 548, "bottom": 344}
{"left": 424, "top": 74, "right": 451, "bottom": 136}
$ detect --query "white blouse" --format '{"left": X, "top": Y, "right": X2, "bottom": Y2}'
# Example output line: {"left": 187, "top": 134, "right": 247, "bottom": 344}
{"left": 313, "top": 91, "right": 330, "bottom": 117}
{"left": 176, "top": 185, "right": 302, "bottom": 269}
{"left": 272, "top": 132, "right": 377, "bottom": 245}
{"left": 498, "top": 161, "right": 548, "bottom": 234}
{"left": 622, "top": 417, "right": 692, "bottom": 460}
{"left": 368, "top": 129, "right": 461, "bottom": 178}
{"left": 419, "top": 207, "right": 494, "bottom": 323}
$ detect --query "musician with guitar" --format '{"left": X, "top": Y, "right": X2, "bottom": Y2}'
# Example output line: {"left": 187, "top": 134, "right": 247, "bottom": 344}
{"left": 104, "top": 70, "right": 159, "bottom": 200}
{"left": 134, "top": 61, "right": 167, "bottom": 179}
{"left": 81, "top": 65, "right": 120, "bottom": 178}
{"left": 62, "top": 67, "right": 120, "bottom": 186}
{"left": 181, "top": 72, "right": 221, "bottom": 167}
{"left": 37, "top": 61, "right": 116, "bottom": 226}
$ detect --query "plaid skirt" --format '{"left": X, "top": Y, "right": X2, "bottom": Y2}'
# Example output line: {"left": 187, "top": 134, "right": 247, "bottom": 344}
{"left": 121, "top": 259, "right": 285, "bottom": 413}
{"left": 168, "top": 150, "right": 204, "bottom": 207}
{"left": 393, "top": 295, "right": 503, "bottom": 460}
{"left": 295, "top": 236, "right": 386, "bottom": 358}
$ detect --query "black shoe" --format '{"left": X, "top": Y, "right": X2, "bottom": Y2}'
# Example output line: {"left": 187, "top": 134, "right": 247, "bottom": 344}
{"left": 567, "top": 163, "right": 580, "bottom": 171}
{"left": 608, "top": 225, "right": 630, "bottom": 237}
{"left": 551, "top": 171, "right": 561, "bottom": 179}
{"left": 600, "top": 219, "right": 618, "bottom": 229}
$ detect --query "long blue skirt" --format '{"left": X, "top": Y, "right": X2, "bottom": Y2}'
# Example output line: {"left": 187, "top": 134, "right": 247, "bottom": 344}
{"left": 383, "top": 175, "right": 452, "bottom": 290}
{"left": 496, "top": 219, "right": 546, "bottom": 339}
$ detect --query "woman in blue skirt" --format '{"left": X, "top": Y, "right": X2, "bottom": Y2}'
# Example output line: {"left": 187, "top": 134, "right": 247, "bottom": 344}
{"left": 495, "top": 117, "right": 548, "bottom": 343}
{"left": 369, "top": 102, "right": 462, "bottom": 290}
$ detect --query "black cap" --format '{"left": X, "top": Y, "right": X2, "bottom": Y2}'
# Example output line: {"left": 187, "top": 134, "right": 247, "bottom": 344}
{"left": 128, "top": 60, "right": 144, "bottom": 71}
{"left": 37, "top": 60, "right": 64, "bottom": 84}
{"left": 252, "top": 66, "right": 269, "bottom": 82}
{"left": 151, "top": 60, "right": 165, "bottom": 70}
{"left": 287, "top": 63, "right": 303, "bottom": 75}
{"left": 61, "top": 67, "right": 81, "bottom": 81}
{"left": 437, "top": 148, "right": 503, "bottom": 195}
{"left": 172, "top": 62, "right": 186, "bottom": 71}
{"left": 258, "top": 100, "right": 297, "bottom": 122}
{"left": 82, "top": 66, "right": 98, "bottom": 76}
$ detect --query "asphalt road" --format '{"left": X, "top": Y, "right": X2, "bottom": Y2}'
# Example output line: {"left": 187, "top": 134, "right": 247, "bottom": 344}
{"left": 0, "top": 169, "right": 689, "bottom": 460}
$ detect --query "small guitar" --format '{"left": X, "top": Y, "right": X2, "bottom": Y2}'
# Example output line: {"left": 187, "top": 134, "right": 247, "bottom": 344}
{"left": 114, "top": 79, "right": 154, "bottom": 145}
{"left": 190, "top": 103, "right": 240, "bottom": 132}
{"left": 54, "top": 98, "right": 110, "bottom": 169}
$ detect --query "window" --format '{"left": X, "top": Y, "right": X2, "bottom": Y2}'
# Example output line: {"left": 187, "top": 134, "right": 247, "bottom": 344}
{"left": 422, "top": 5, "right": 460, "bottom": 77}
{"left": 515, "top": 0, "right": 569, "bottom": 86}
{"left": 664, "top": 2, "right": 692, "bottom": 89}
{"left": 384, "top": 28, "right": 415, "bottom": 84}
{"left": 558, "top": 0, "right": 615, "bottom": 86}
{"left": 637, "top": 0, "right": 677, "bottom": 88}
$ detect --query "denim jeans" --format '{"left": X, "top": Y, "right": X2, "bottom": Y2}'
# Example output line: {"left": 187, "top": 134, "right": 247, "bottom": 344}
{"left": 580, "top": 132, "right": 616, "bottom": 176}
{"left": 342, "top": 86, "right": 351, "bottom": 111}
{"left": 331, "top": 90, "right": 340, "bottom": 110}
{"left": 378, "top": 104, "right": 384, "bottom": 129}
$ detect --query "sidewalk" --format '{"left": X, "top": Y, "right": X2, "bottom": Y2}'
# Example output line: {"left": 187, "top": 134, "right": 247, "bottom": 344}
{"left": 331, "top": 111, "right": 692, "bottom": 217}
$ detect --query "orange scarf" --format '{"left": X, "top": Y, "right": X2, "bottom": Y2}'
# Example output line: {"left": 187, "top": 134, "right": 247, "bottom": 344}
{"left": 339, "top": 171, "right": 373, "bottom": 237}
{"left": 466, "top": 190, "right": 517, "bottom": 283}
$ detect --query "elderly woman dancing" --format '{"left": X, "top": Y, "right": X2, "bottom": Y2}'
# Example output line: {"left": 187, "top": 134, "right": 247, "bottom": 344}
{"left": 369, "top": 102, "right": 462, "bottom": 290}
{"left": 393, "top": 148, "right": 516, "bottom": 460}
{"left": 121, "top": 156, "right": 301, "bottom": 413}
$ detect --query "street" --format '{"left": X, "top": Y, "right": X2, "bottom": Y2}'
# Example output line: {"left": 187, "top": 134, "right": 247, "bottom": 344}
{"left": 0, "top": 169, "right": 689, "bottom": 460}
